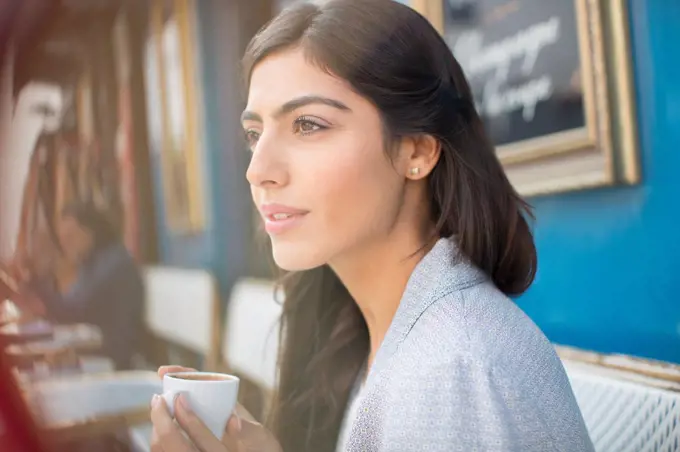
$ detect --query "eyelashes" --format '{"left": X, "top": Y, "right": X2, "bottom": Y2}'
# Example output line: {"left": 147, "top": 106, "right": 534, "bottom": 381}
{"left": 243, "top": 115, "right": 330, "bottom": 149}
{"left": 292, "top": 116, "right": 328, "bottom": 136}
{"left": 244, "top": 129, "right": 260, "bottom": 148}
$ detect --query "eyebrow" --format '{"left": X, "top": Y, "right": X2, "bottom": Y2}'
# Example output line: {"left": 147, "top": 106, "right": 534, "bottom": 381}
{"left": 240, "top": 95, "right": 351, "bottom": 123}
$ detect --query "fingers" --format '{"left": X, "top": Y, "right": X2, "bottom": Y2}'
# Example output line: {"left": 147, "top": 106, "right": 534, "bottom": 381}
{"left": 174, "top": 394, "right": 226, "bottom": 452}
{"left": 232, "top": 403, "right": 257, "bottom": 423}
{"left": 158, "top": 365, "right": 197, "bottom": 379}
{"left": 150, "top": 394, "right": 196, "bottom": 452}
{"left": 150, "top": 427, "right": 164, "bottom": 452}
{"left": 222, "top": 416, "right": 243, "bottom": 452}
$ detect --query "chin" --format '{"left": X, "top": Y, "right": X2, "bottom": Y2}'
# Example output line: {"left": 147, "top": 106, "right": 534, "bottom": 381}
{"left": 270, "top": 239, "right": 329, "bottom": 271}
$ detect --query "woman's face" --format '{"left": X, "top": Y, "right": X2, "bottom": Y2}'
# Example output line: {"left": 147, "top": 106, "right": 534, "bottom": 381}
{"left": 57, "top": 216, "right": 94, "bottom": 265}
{"left": 243, "top": 48, "right": 414, "bottom": 270}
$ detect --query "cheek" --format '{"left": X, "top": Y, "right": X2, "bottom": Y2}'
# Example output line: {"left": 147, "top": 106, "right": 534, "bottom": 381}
{"left": 269, "top": 153, "right": 400, "bottom": 271}
{"left": 73, "top": 231, "right": 93, "bottom": 253}
{"left": 57, "top": 231, "right": 68, "bottom": 247}
{"left": 310, "top": 139, "right": 402, "bottom": 243}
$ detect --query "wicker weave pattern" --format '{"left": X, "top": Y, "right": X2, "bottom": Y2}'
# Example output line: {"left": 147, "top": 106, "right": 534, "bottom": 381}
{"left": 567, "top": 367, "right": 680, "bottom": 452}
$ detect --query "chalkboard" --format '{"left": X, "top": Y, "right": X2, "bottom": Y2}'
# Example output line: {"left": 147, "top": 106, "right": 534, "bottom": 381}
{"left": 442, "top": 0, "right": 586, "bottom": 149}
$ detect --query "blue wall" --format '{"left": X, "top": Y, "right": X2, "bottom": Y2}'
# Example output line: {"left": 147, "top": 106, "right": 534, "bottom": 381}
{"left": 148, "top": 1, "right": 217, "bottom": 270}
{"left": 517, "top": 0, "right": 680, "bottom": 363}
{"left": 149, "top": 0, "right": 248, "bottom": 296}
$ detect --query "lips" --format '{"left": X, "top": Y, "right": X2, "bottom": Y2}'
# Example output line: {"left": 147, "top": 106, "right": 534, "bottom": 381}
{"left": 259, "top": 203, "right": 309, "bottom": 235}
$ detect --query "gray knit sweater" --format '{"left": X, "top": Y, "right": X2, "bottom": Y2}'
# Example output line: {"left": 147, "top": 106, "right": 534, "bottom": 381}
{"left": 339, "top": 238, "right": 594, "bottom": 451}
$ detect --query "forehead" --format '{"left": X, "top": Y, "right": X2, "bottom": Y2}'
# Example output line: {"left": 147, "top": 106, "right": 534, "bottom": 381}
{"left": 246, "top": 47, "right": 354, "bottom": 112}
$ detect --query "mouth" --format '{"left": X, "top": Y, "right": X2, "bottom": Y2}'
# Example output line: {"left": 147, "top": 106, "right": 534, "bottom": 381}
{"left": 267, "top": 213, "right": 300, "bottom": 221}
{"left": 260, "top": 204, "right": 309, "bottom": 235}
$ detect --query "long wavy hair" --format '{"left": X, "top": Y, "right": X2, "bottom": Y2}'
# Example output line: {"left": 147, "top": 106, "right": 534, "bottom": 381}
{"left": 242, "top": 1, "right": 537, "bottom": 450}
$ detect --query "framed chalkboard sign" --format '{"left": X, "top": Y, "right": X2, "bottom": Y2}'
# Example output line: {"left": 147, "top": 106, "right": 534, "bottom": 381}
{"left": 413, "top": 0, "right": 640, "bottom": 196}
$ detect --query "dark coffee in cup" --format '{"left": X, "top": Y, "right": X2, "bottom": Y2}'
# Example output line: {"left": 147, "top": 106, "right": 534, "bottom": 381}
{"left": 162, "top": 371, "right": 240, "bottom": 437}
{"left": 169, "top": 373, "right": 235, "bottom": 382}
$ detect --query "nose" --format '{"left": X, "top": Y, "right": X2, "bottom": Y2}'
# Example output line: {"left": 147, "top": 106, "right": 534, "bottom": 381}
{"left": 245, "top": 132, "right": 289, "bottom": 188}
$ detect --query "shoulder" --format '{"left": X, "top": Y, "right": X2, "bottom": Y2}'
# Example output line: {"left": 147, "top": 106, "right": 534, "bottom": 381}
{"left": 399, "top": 279, "right": 565, "bottom": 387}
{"left": 368, "top": 282, "right": 593, "bottom": 451}
{"left": 91, "top": 244, "right": 144, "bottom": 290}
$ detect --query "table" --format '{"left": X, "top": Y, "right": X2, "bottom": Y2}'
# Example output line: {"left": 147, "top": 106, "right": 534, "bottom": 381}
{"left": 24, "top": 370, "right": 161, "bottom": 444}
{"left": 4, "top": 323, "right": 103, "bottom": 369}
{"left": 0, "top": 319, "right": 54, "bottom": 344}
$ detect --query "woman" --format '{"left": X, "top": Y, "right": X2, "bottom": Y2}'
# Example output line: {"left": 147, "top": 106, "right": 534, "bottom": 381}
{"left": 22, "top": 202, "right": 144, "bottom": 370}
{"left": 150, "top": 1, "right": 594, "bottom": 451}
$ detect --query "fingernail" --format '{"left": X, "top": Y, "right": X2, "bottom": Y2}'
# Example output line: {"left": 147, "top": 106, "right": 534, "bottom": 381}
{"left": 178, "top": 394, "right": 191, "bottom": 413}
{"left": 151, "top": 394, "right": 160, "bottom": 408}
{"left": 235, "top": 414, "right": 242, "bottom": 433}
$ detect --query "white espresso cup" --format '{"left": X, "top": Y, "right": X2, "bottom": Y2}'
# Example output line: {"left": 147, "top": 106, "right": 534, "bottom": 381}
{"left": 162, "top": 371, "right": 240, "bottom": 438}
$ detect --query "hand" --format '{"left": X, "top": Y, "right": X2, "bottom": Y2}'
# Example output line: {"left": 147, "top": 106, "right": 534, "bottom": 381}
{"left": 151, "top": 366, "right": 283, "bottom": 452}
{"left": 14, "top": 291, "right": 46, "bottom": 317}
{"left": 5, "top": 255, "right": 32, "bottom": 284}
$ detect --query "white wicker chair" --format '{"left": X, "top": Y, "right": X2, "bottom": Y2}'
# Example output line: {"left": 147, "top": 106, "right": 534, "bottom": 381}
{"left": 562, "top": 353, "right": 680, "bottom": 452}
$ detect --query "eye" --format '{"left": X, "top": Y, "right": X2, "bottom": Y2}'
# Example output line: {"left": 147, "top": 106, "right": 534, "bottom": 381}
{"left": 244, "top": 129, "right": 260, "bottom": 148}
{"left": 293, "top": 116, "right": 328, "bottom": 136}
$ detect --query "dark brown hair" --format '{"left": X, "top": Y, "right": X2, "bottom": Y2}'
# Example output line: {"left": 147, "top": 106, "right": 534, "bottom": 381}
{"left": 243, "top": 1, "right": 537, "bottom": 450}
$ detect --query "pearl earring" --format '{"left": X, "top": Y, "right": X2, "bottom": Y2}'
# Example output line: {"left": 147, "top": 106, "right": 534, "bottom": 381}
{"left": 409, "top": 167, "right": 420, "bottom": 176}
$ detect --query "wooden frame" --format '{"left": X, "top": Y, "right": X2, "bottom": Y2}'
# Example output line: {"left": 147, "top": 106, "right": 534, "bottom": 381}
{"left": 112, "top": 9, "right": 142, "bottom": 257}
{"left": 556, "top": 345, "right": 680, "bottom": 389}
{"left": 414, "top": 0, "right": 640, "bottom": 196}
{"left": 149, "top": 0, "right": 205, "bottom": 233}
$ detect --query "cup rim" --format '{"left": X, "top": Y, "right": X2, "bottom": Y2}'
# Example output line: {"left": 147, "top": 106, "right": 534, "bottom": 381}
{"left": 164, "top": 371, "right": 240, "bottom": 383}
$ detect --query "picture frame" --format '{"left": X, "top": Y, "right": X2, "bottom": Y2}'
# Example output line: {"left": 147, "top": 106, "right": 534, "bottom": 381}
{"left": 149, "top": 0, "right": 205, "bottom": 232}
{"left": 412, "top": 0, "right": 640, "bottom": 196}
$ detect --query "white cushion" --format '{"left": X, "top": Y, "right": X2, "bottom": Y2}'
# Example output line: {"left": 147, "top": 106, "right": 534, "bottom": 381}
{"left": 144, "top": 267, "right": 217, "bottom": 355}
{"left": 224, "top": 279, "right": 282, "bottom": 391}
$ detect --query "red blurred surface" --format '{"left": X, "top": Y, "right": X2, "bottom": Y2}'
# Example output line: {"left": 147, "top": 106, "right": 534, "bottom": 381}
{"left": 0, "top": 342, "right": 50, "bottom": 452}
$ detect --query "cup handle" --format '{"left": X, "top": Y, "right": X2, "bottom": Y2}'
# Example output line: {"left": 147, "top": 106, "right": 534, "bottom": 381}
{"left": 162, "top": 390, "right": 181, "bottom": 418}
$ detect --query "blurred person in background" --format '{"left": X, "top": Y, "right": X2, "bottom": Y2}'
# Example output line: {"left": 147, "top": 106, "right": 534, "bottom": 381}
{"left": 149, "top": 0, "right": 594, "bottom": 451}
{"left": 19, "top": 201, "right": 144, "bottom": 370}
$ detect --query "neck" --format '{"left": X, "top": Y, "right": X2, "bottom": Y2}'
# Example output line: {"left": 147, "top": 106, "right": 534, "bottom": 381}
{"left": 329, "top": 227, "right": 435, "bottom": 371}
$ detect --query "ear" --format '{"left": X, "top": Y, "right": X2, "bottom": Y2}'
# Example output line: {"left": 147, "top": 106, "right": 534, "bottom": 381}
{"left": 401, "top": 134, "right": 441, "bottom": 180}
